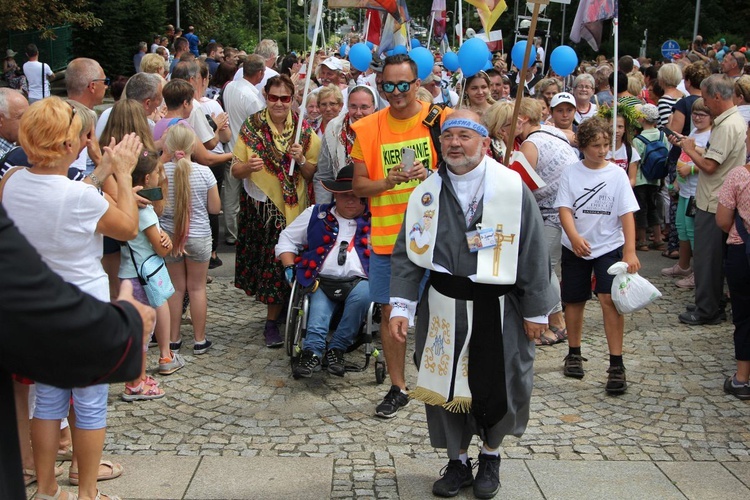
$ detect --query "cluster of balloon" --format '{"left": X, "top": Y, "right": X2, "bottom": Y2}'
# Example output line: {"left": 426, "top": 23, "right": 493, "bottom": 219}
{"left": 549, "top": 45, "right": 578, "bottom": 77}
{"left": 457, "top": 37, "right": 490, "bottom": 77}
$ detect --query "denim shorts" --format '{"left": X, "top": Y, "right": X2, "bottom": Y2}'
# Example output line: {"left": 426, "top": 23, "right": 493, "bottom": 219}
{"left": 164, "top": 233, "right": 212, "bottom": 264}
{"left": 33, "top": 383, "right": 109, "bottom": 430}
{"left": 368, "top": 252, "right": 392, "bottom": 304}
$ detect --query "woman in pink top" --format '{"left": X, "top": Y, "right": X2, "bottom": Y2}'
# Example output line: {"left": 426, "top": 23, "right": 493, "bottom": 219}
{"left": 716, "top": 164, "right": 750, "bottom": 400}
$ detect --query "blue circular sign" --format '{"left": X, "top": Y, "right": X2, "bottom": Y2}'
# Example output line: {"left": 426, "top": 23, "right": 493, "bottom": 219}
{"left": 661, "top": 39, "right": 681, "bottom": 59}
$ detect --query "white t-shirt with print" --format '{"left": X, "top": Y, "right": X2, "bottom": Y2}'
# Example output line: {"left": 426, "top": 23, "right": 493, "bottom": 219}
{"left": 3, "top": 169, "right": 110, "bottom": 300}
{"left": 606, "top": 142, "right": 640, "bottom": 173}
{"left": 676, "top": 128, "right": 711, "bottom": 198}
{"left": 554, "top": 161, "right": 640, "bottom": 259}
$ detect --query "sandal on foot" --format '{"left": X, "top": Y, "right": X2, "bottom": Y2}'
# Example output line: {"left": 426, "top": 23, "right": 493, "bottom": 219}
{"left": 69, "top": 460, "right": 123, "bottom": 486}
{"left": 648, "top": 241, "right": 666, "bottom": 251}
{"left": 636, "top": 240, "right": 649, "bottom": 251}
{"left": 534, "top": 333, "right": 558, "bottom": 346}
{"left": 121, "top": 379, "right": 165, "bottom": 402}
{"left": 33, "top": 485, "right": 78, "bottom": 500}
{"left": 24, "top": 466, "right": 64, "bottom": 486}
{"left": 57, "top": 447, "right": 73, "bottom": 461}
{"left": 549, "top": 325, "right": 568, "bottom": 342}
{"left": 661, "top": 249, "right": 679, "bottom": 259}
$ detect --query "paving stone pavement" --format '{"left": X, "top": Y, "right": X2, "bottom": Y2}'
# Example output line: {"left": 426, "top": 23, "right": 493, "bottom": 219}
{"left": 27, "top": 247, "right": 750, "bottom": 499}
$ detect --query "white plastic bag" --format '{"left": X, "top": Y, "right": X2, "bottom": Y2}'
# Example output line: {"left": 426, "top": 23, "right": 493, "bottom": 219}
{"left": 607, "top": 262, "right": 662, "bottom": 314}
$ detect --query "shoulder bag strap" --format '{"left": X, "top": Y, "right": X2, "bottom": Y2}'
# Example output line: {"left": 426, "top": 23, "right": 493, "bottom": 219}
{"left": 526, "top": 129, "right": 571, "bottom": 145}
{"left": 125, "top": 243, "right": 148, "bottom": 286}
{"left": 0, "top": 166, "right": 25, "bottom": 203}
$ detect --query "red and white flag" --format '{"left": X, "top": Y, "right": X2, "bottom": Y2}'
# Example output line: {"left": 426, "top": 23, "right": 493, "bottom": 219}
{"left": 507, "top": 151, "right": 546, "bottom": 191}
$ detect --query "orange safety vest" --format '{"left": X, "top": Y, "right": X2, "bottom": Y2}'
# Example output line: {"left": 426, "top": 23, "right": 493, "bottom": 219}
{"left": 351, "top": 101, "right": 448, "bottom": 254}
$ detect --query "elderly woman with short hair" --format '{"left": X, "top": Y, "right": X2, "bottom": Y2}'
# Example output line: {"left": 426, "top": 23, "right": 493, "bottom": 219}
{"left": 572, "top": 73, "right": 598, "bottom": 125}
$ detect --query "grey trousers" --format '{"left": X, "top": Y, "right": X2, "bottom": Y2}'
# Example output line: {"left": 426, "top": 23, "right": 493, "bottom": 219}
{"left": 693, "top": 208, "right": 726, "bottom": 318}
{"left": 222, "top": 163, "right": 242, "bottom": 241}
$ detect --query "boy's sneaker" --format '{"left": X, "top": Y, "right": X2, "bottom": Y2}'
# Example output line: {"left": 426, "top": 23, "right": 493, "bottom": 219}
{"left": 661, "top": 263, "right": 691, "bottom": 277}
{"left": 473, "top": 454, "right": 501, "bottom": 499}
{"left": 432, "top": 459, "right": 473, "bottom": 497}
{"left": 325, "top": 348, "right": 346, "bottom": 377}
{"left": 293, "top": 350, "right": 321, "bottom": 379}
{"left": 724, "top": 375, "right": 750, "bottom": 400}
{"left": 375, "top": 385, "right": 410, "bottom": 418}
{"left": 158, "top": 352, "right": 185, "bottom": 375}
{"left": 193, "top": 339, "right": 212, "bottom": 355}
{"left": 169, "top": 340, "right": 183, "bottom": 353}
{"left": 563, "top": 353, "right": 587, "bottom": 379}
{"left": 605, "top": 365, "right": 628, "bottom": 394}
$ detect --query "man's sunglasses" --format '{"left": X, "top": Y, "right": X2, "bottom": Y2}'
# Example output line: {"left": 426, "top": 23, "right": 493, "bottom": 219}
{"left": 92, "top": 77, "right": 111, "bottom": 86}
{"left": 382, "top": 79, "right": 417, "bottom": 93}
{"left": 267, "top": 93, "right": 292, "bottom": 103}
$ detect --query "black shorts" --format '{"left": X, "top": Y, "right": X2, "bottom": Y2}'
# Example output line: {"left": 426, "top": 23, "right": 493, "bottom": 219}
{"left": 560, "top": 246, "right": 622, "bottom": 303}
{"left": 103, "top": 236, "right": 121, "bottom": 255}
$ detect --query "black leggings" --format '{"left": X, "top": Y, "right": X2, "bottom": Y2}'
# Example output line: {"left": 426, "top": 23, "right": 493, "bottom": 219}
{"left": 209, "top": 162, "right": 227, "bottom": 253}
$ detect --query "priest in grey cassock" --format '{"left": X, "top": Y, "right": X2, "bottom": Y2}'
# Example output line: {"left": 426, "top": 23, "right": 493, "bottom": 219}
{"left": 389, "top": 110, "right": 556, "bottom": 499}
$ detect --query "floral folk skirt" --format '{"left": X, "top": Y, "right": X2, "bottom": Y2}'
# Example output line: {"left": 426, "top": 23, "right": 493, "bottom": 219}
{"left": 234, "top": 192, "right": 290, "bottom": 305}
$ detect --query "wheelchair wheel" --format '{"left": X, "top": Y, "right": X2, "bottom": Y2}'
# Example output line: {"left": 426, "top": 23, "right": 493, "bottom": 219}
{"left": 284, "top": 281, "right": 305, "bottom": 357}
{"left": 375, "top": 359, "right": 387, "bottom": 385}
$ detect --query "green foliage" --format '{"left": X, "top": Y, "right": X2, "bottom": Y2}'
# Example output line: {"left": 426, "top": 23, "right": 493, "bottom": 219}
{"left": 73, "top": 0, "right": 168, "bottom": 77}
{"left": 0, "top": 0, "right": 101, "bottom": 37}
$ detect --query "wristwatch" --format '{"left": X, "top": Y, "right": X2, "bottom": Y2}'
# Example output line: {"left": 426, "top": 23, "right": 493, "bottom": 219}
{"left": 88, "top": 172, "right": 103, "bottom": 190}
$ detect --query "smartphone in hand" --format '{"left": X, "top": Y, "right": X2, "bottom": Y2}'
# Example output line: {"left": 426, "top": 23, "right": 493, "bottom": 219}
{"left": 660, "top": 127, "right": 681, "bottom": 139}
{"left": 400, "top": 147, "right": 416, "bottom": 173}
{"left": 138, "top": 187, "right": 163, "bottom": 201}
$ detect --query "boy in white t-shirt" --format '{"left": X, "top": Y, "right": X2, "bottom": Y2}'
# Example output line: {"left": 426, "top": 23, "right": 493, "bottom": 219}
{"left": 554, "top": 116, "right": 641, "bottom": 395}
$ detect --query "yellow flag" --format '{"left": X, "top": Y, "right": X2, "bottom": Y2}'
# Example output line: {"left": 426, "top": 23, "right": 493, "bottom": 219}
{"left": 464, "top": 0, "right": 508, "bottom": 35}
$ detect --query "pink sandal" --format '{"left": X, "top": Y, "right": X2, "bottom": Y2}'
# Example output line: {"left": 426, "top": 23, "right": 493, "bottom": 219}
{"left": 121, "top": 379, "right": 165, "bottom": 402}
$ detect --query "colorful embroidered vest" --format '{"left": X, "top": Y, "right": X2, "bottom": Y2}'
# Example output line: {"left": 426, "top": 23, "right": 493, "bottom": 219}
{"left": 293, "top": 203, "right": 372, "bottom": 287}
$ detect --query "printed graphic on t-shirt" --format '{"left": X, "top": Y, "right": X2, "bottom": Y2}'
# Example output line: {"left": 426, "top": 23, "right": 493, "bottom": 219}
{"left": 573, "top": 181, "right": 613, "bottom": 218}
{"left": 380, "top": 137, "right": 433, "bottom": 179}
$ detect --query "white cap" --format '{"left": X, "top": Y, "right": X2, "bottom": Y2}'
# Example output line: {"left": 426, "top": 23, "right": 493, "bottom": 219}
{"left": 550, "top": 92, "right": 576, "bottom": 108}
{"left": 320, "top": 57, "right": 343, "bottom": 72}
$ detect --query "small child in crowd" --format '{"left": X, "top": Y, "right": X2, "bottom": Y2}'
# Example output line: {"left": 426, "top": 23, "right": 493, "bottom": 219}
{"left": 554, "top": 116, "right": 641, "bottom": 394}
{"left": 120, "top": 150, "right": 184, "bottom": 402}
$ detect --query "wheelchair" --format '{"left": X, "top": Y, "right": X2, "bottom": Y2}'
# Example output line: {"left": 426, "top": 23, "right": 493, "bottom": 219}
{"left": 284, "top": 279, "right": 387, "bottom": 384}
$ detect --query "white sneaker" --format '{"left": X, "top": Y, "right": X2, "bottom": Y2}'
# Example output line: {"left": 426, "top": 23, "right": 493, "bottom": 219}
{"left": 159, "top": 352, "right": 186, "bottom": 375}
{"left": 676, "top": 273, "right": 695, "bottom": 289}
{"left": 661, "top": 263, "right": 692, "bottom": 277}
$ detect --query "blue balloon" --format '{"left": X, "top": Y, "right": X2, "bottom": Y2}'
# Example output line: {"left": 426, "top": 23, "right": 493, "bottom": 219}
{"left": 458, "top": 38, "right": 490, "bottom": 77}
{"left": 386, "top": 50, "right": 394, "bottom": 56}
{"left": 411, "top": 38, "right": 422, "bottom": 49}
{"left": 550, "top": 45, "right": 578, "bottom": 77}
{"left": 339, "top": 44, "right": 347, "bottom": 57}
{"left": 511, "top": 41, "right": 534, "bottom": 70}
{"left": 366, "top": 41, "right": 374, "bottom": 50}
{"left": 410, "top": 47, "right": 435, "bottom": 80}
{"left": 483, "top": 60, "right": 493, "bottom": 71}
{"left": 443, "top": 52, "right": 460, "bottom": 72}
{"left": 393, "top": 44, "right": 408, "bottom": 55}
{"left": 349, "top": 43, "right": 372, "bottom": 72}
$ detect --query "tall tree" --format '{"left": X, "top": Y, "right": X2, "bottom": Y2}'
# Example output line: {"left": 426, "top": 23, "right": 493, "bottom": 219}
{"left": 0, "top": 0, "right": 100, "bottom": 35}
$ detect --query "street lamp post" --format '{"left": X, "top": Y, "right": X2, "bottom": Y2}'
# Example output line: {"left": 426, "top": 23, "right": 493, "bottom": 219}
{"left": 287, "top": 0, "right": 291, "bottom": 52}
{"left": 258, "top": 0, "right": 262, "bottom": 42}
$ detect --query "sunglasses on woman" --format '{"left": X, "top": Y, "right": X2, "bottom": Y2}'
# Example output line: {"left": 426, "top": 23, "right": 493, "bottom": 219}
{"left": 267, "top": 93, "right": 292, "bottom": 103}
{"left": 382, "top": 79, "right": 417, "bottom": 93}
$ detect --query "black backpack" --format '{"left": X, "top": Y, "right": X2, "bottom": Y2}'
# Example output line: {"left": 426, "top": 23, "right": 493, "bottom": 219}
{"left": 634, "top": 131, "right": 670, "bottom": 180}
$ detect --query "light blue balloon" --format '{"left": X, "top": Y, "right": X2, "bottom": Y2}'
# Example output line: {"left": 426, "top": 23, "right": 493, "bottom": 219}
{"left": 458, "top": 38, "right": 490, "bottom": 77}
{"left": 443, "top": 52, "right": 460, "bottom": 72}
{"left": 411, "top": 38, "right": 421, "bottom": 49}
{"left": 339, "top": 44, "right": 347, "bottom": 57}
{"left": 393, "top": 45, "right": 408, "bottom": 55}
{"left": 483, "top": 60, "right": 493, "bottom": 71}
{"left": 386, "top": 50, "right": 394, "bottom": 56}
{"left": 349, "top": 43, "right": 372, "bottom": 72}
{"left": 410, "top": 47, "right": 435, "bottom": 80}
{"left": 550, "top": 45, "right": 578, "bottom": 77}
{"left": 366, "top": 41, "right": 374, "bottom": 50}
{"left": 511, "top": 41, "right": 534, "bottom": 70}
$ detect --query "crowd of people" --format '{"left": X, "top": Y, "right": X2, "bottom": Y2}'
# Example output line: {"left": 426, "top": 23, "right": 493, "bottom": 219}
{"left": 1, "top": 28, "right": 749, "bottom": 499}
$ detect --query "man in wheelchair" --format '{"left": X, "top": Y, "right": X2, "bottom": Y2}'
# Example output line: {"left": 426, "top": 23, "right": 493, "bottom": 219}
{"left": 276, "top": 165, "right": 371, "bottom": 378}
